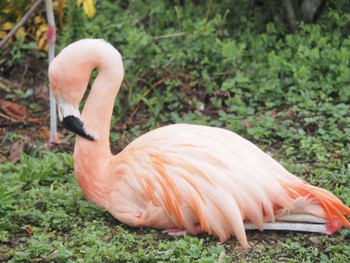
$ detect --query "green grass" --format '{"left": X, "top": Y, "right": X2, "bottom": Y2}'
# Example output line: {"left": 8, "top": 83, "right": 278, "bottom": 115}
{"left": 1, "top": 1, "right": 350, "bottom": 262}
{"left": 0, "top": 152, "right": 227, "bottom": 262}
{"left": 0, "top": 152, "right": 349, "bottom": 262}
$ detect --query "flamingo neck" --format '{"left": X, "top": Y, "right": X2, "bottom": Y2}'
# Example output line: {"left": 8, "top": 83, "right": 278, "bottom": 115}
{"left": 75, "top": 45, "right": 124, "bottom": 159}
{"left": 72, "top": 46, "right": 124, "bottom": 205}
{"left": 78, "top": 74, "right": 117, "bottom": 157}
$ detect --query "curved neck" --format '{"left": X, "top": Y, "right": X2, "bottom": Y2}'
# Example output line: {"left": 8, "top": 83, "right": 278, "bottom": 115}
{"left": 75, "top": 47, "right": 124, "bottom": 159}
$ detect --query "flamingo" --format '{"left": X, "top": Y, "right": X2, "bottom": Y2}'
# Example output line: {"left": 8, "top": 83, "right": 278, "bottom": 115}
{"left": 48, "top": 39, "right": 350, "bottom": 249}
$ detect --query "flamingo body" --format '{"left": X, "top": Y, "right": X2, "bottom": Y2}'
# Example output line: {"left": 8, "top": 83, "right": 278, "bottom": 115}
{"left": 49, "top": 39, "right": 350, "bottom": 249}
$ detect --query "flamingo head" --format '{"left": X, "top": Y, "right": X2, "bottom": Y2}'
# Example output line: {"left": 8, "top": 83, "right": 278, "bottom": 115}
{"left": 48, "top": 39, "right": 124, "bottom": 142}
{"left": 57, "top": 99, "right": 96, "bottom": 141}
{"left": 48, "top": 42, "right": 97, "bottom": 141}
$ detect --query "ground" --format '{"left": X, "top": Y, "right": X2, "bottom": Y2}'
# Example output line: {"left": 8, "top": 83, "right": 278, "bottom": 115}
{"left": 0, "top": 53, "right": 349, "bottom": 263}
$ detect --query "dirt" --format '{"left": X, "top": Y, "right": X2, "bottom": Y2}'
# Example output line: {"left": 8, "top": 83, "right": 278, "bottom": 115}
{"left": 0, "top": 55, "right": 75, "bottom": 163}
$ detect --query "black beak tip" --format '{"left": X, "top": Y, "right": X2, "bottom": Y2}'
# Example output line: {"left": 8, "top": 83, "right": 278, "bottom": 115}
{"left": 61, "top": 115, "right": 96, "bottom": 141}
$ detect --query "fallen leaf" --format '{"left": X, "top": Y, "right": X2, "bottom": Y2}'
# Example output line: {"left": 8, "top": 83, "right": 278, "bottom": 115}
{"left": 0, "top": 99, "right": 40, "bottom": 123}
{"left": 25, "top": 225, "right": 33, "bottom": 234}
{"left": 309, "top": 236, "right": 322, "bottom": 245}
{"left": 8, "top": 141, "right": 27, "bottom": 163}
{"left": 103, "top": 235, "right": 112, "bottom": 242}
{"left": 0, "top": 99, "right": 28, "bottom": 122}
{"left": 38, "top": 126, "right": 50, "bottom": 141}
{"left": 331, "top": 152, "right": 341, "bottom": 159}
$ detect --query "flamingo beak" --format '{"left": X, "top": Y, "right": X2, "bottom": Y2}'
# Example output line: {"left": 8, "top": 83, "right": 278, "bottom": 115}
{"left": 57, "top": 97, "right": 96, "bottom": 141}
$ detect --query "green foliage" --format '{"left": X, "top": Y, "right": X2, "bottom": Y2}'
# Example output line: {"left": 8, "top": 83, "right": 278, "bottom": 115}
{"left": 0, "top": 152, "right": 228, "bottom": 262}
{"left": 1, "top": 150, "right": 348, "bottom": 262}
{"left": 61, "top": 0, "right": 89, "bottom": 44}
{"left": 55, "top": 0, "right": 350, "bottom": 135}
{"left": 2, "top": 152, "right": 72, "bottom": 185}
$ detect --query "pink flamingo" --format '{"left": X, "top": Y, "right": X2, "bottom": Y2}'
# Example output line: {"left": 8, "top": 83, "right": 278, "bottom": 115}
{"left": 48, "top": 39, "right": 350, "bottom": 249}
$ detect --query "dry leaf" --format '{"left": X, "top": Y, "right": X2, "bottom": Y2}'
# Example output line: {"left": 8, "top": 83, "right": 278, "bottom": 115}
{"left": 0, "top": 99, "right": 28, "bottom": 122}
{"left": 8, "top": 141, "right": 26, "bottom": 163}
{"left": 331, "top": 152, "right": 341, "bottom": 159}
{"left": 38, "top": 126, "right": 50, "bottom": 141}
{"left": 25, "top": 225, "right": 33, "bottom": 234}
{"left": 309, "top": 236, "right": 322, "bottom": 245}
{"left": 103, "top": 235, "right": 112, "bottom": 242}
{"left": 0, "top": 99, "right": 40, "bottom": 123}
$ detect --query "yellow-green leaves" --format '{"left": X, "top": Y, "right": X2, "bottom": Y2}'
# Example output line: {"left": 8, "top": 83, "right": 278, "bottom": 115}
{"left": 77, "top": 0, "right": 95, "bottom": 19}
{"left": 0, "top": 0, "right": 96, "bottom": 52}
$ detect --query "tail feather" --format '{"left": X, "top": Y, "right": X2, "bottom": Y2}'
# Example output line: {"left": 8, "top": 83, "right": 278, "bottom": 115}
{"left": 280, "top": 180, "right": 350, "bottom": 234}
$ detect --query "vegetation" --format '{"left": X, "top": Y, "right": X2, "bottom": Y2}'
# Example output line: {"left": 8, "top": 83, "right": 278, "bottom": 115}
{"left": 1, "top": 0, "right": 350, "bottom": 262}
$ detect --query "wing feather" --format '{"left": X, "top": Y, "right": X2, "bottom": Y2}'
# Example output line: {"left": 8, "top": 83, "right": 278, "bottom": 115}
{"left": 105, "top": 124, "right": 349, "bottom": 249}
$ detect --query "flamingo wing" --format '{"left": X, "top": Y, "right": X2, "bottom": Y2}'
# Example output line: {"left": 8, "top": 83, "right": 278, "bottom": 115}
{"left": 101, "top": 124, "right": 350, "bottom": 248}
